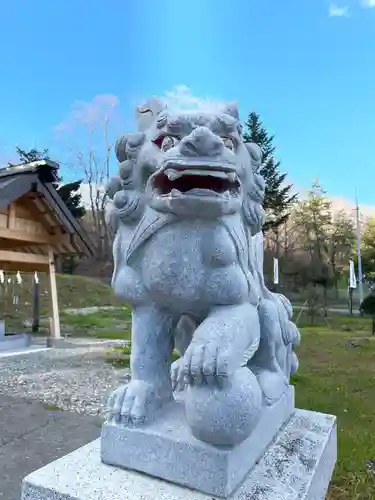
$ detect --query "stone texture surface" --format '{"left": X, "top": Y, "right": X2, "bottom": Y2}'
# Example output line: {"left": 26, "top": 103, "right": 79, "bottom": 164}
{"left": 21, "top": 408, "right": 337, "bottom": 500}
{"left": 101, "top": 386, "right": 295, "bottom": 497}
{"left": 104, "top": 98, "right": 302, "bottom": 451}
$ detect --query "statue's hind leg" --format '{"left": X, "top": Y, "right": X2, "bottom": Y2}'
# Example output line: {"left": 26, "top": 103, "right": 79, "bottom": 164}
{"left": 171, "top": 314, "right": 196, "bottom": 392}
{"left": 107, "top": 304, "right": 174, "bottom": 425}
{"left": 249, "top": 298, "right": 292, "bottom": 406}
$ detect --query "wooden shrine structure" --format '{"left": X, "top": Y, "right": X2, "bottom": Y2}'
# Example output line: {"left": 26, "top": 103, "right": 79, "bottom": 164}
{"left": 0, "top": 160, "right": 95, "bottom": 340}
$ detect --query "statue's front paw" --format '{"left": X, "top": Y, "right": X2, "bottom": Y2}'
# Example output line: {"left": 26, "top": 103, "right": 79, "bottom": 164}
{"left": 171, "top": 358, "right": 186, "bottom": 392}
{"left": 182, "top": 341, "right": 231, "bottom": 387}
{"left": 106, "top": 380, "right": 156, "bottom": 425}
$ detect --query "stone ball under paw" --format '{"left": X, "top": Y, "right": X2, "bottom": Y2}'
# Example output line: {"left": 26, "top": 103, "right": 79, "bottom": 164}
{"left": 185, "top": 367, "right": 263, "bottom": 447}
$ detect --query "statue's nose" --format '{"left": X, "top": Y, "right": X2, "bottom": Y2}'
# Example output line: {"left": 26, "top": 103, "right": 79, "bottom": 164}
{"left": 179, "top": 127, "right": 224, "bottom": 157}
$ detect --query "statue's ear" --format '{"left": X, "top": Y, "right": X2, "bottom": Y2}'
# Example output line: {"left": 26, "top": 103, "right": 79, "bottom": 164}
{"left": 222, "top": 102, "right": 240, "bottom": 120}
{"left": 245, "top": 143, "right": 263, "bottom": 172}
{"left": 136, "top": 97, "right": 167, "bottom": 132}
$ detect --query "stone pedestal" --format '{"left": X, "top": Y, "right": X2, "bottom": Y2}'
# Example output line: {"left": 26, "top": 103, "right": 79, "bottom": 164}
{"left": 101, "top": 387, "right": 295, "bottom": 497}
{"left": 21, "top": 408, "right": 337, "bottom": 500}
{"left": 0, "top": 319, "right": 31, "bottom": 352}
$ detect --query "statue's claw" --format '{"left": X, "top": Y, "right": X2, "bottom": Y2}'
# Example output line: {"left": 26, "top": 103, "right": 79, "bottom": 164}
{"left": 106, "top": 380, "right": 156, "bottom": 425}
{"left": 171, "top": 358, "right": 186, "bottom": 392}
{"left": 182, "top": 341, "right": 230, "bottom": 387}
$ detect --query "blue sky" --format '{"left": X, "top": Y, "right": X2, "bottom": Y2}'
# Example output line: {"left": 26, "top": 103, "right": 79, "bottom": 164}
{"left": 0, "top": 0, "right": 375, "bottom": 207}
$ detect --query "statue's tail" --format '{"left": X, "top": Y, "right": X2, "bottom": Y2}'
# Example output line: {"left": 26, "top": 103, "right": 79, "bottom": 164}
{"left": 273, "top": 294, "right": 300, "bottom": 377}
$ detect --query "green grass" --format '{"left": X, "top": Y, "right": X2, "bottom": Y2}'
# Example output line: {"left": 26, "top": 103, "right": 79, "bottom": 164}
{"left": 294, "top": 326, "right": 375, "bottom": 499}
{"left": 42, "top": 403, "right": 64, "bottom": 412}
{"left": 294, "top": 311, "right": 373, "bottom": 331}
{"left": 0, "top": 273, "right": 125, "bottom": 335}
{"left": 105, "top": 344, "right": 132, "bottom": 368}
{"left": 60, "top": 307, "right": 131, "bottom": 338}
{"left": 105, "top": 344, "right": 180, "bottom": 369}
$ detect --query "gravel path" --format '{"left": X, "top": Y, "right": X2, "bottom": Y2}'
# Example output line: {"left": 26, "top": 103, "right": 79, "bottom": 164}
{"left": 0, "top": 346, "right": 130, "bottom": 417}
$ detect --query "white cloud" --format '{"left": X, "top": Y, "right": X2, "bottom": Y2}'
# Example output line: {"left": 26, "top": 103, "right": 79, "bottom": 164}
{"left": 161, "top": 85, "right": 228, "bottom": 114}
{"left": 54, "top": 94, "right": 120, "bottom": 133}
{"left": 78, "top": 182, "right": 105, "bottom": 208}
{"left": 361, "top": 0, "right": 375, "bottom": 7}
{"left": 329, "top": 4, "right": 350, "bottom": 16}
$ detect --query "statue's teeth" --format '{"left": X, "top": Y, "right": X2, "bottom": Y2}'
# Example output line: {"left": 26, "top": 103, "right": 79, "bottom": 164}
{"left": 223, "top": 190, "right": 230, "bottom": 198}
{"left": 165, "top": 169, "right": 183, "bottom": 180}
{"left": 165, "top": 168, "right": 236, "bottom": 181}
{"left": 171, "top": 189, "right": 181, "bottom": 196}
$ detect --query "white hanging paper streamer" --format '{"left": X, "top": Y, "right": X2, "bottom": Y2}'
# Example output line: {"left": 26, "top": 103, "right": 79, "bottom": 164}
{"left": 0, "top": 270, "right": 4, "bottom": 284}
{"left": 7, "top": 278, "right": 11, "bottom": 284}
{"left": 34, "top": 272, "right": 39, "bottom": 284}
{"left": 273, "top": 258, "right": 279, "bottom": 285}
{"left": 16, "top": 271, "right": 22, "bottom": 285}
{"left": 349, "top": 260, "right": 357, "bottom": 289}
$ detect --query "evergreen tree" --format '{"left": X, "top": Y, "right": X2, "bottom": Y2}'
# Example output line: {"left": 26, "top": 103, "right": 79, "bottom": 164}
{"left": 243, "top": 112, "right": 297, "bottom": 231}
{"left": 14, "top": 147, "right": 50, "bottom": 164}
{"left": 56, "top": 180, "right": 86, "bottom": 219}
{"left": 10, "top": 147, "right": 85, "bottom": 219}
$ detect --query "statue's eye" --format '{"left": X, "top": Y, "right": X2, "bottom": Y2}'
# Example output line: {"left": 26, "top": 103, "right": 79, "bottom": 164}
{"left": 160, "top": 135, "right": 179, "bottom": 152}
{"left": 222, "top": 137, "right": 235, "bottom": 151}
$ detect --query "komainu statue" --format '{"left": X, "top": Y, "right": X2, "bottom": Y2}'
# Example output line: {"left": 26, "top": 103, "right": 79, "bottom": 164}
{"left": 104, "top": 97, "right": 300, "bottom": 450}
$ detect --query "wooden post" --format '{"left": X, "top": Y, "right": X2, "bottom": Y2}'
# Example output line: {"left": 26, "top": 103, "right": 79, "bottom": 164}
{"left": 7, "top": 203, "right": 16, "bottom": 229}
{"left": 348, "top": 287, "right": 354, "bottom": 316}
{"left": 48, "top": 248, "right": 61, "bottom": 339}
{"left": 32, "top": 279, "right": 40, "bottom": 333}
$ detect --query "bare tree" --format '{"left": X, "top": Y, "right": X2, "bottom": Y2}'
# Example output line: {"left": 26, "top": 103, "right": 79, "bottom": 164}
{"left": 55, "top": 94, "right": 121, "bottom": 260}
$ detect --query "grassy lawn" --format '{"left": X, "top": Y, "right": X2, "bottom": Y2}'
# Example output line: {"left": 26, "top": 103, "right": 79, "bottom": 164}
{"left": 293, "top": 316, "right": 375, "bottom": 499}
{"left": 0, "top": 273, "right": 126, "bottom": 336}
{"left": 60, "top": 307, "right": 131, "bottom": 339}
{"left": 294, "top": 310, "right": 371, "bottom": 331}
{"left": 287, "top": 284, "right": 370, "bottom": 310}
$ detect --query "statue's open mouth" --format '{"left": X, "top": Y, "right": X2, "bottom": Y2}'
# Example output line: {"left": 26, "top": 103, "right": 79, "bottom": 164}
{"left": 150, "top": 163, "right": 241, "bottom": 199}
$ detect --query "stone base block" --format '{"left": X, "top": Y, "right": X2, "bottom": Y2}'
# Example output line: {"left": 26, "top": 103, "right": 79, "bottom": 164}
{"left": 0, "top": 333, "right": 30, "bottom": 351}
{"left": 46, "top": 337, "right": 72, "bottom": 348}
{"left": 101, "top": 386, "right": 295, "bottom": 497}
{"left": 21, "top": 408, "right": 337, "bottom": 500}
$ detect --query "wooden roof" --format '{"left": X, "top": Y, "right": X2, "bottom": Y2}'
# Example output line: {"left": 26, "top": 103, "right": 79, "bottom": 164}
{"left": 0, "top": 160, "right": 95, "bottom": 272}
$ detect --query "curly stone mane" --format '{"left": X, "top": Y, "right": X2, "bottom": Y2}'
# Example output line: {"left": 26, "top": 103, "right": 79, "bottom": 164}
{"left": 241, "top": 142, "right": 265, "bottom": 235}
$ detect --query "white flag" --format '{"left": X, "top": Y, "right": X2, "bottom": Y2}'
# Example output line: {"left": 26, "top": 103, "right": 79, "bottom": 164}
{"left": 273, "top": 258, "right": 279, "bottom": 285}
{"left": 349, "top": 260, "right": 357, "bottom": 289}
